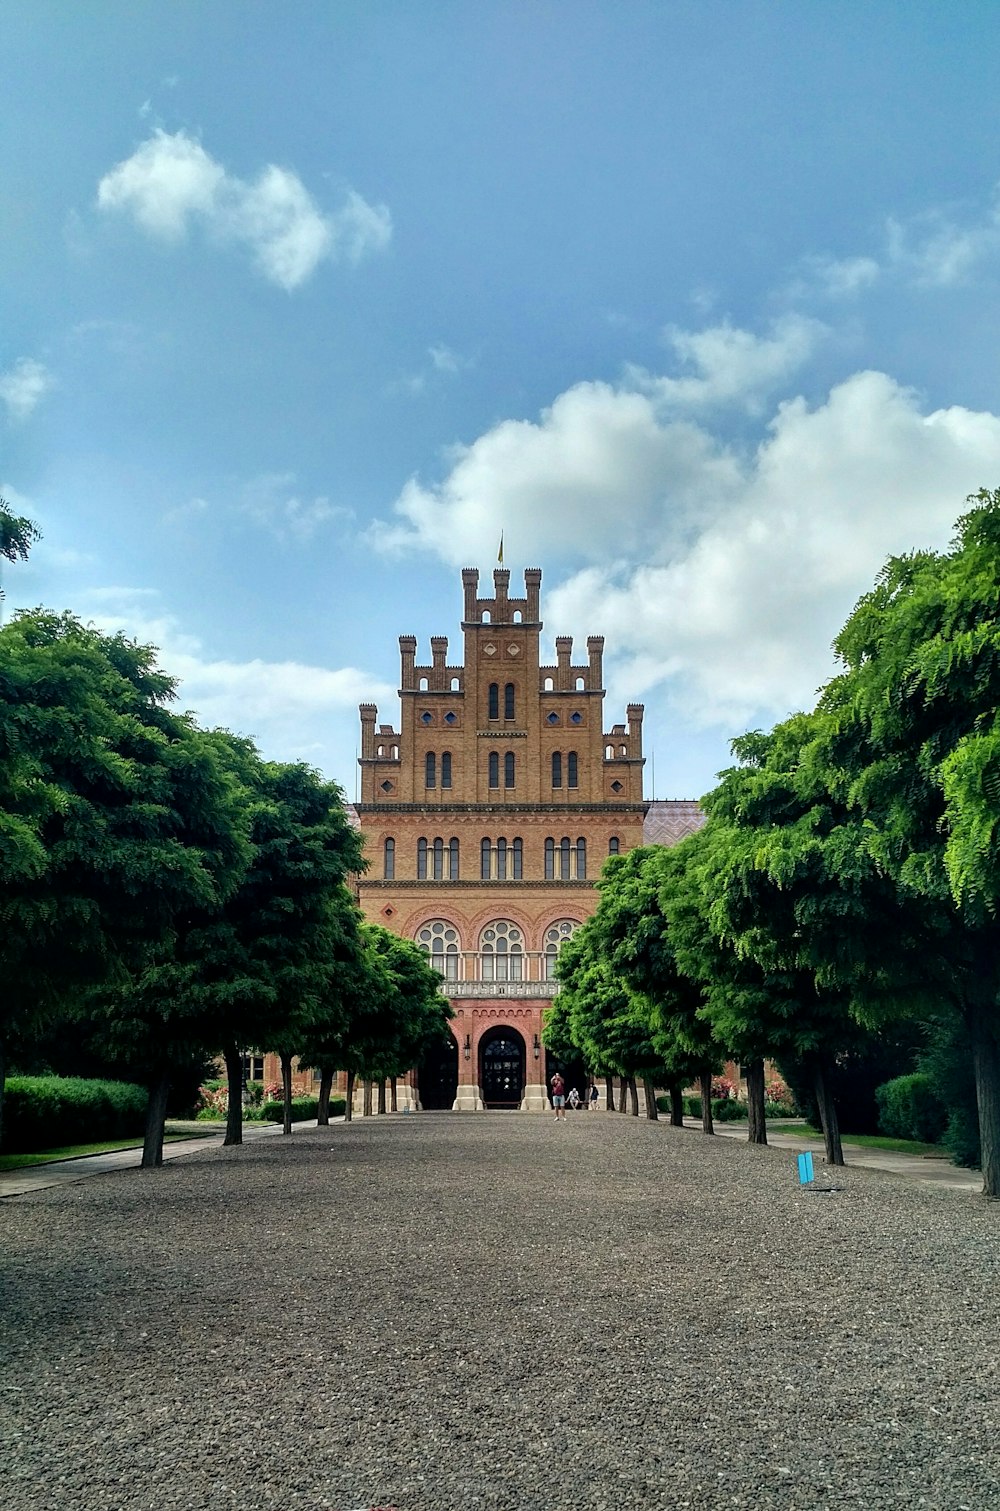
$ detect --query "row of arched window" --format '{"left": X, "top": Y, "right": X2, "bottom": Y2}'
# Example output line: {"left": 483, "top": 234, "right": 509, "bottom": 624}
{"left": 487, "top": 683, "right": 517, "bottom": 721}
{"left": 544, "top": 837, "right": 587, "bottom": 880}
{"left": 481, "top": 837, "right": 523, "bottom": 880}
{"left": 384, "top": 836, "right": 619, "bottom": 879}
{"left": 422, "top": 748, "right": 586, "bottom": 790}
{"left": 425, "top": 752, "right": 452, "bottom": 789}
{"left": 551, "top": 751, "right": 578, "bottom": 788}
{"left": 416, "top": 917, "right": 579, "bottom": 981}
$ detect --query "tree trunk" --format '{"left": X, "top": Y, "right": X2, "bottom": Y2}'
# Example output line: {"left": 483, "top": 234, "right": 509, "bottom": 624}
{"left": 223, "top": 1042, "right": 244, "bottom": 1146}
{"left": 700, "top": 1069, "right": 715, "bottom": 1135}
{"left": 0, "top": 1036, "right": 6, "bottom": 1152}
{"left": 377, "top": 1080, "right": 387, "bottom": 1115}
{"left": 344, "top": 1070, "right": 355, "bottom": 1122}
{"left": 628, "top": 1077, "right": 639, "bottom": 1116}
{"left": 970, "top": 1012, "right": 1000, "bottom": 1198}
{"left": 142, "top": 1068, "right": 171, "bottom": 1168}
{"left": 669, "top": 1083, "right": 684, "bottom": 1127}
{"left": 814, "top": 1054, "right": 844, "bottom": 1166}
{"left": 642, "top": 1078, "right": 659, "bottom": 1120}
{"left": 363, "top": 1079, "right": 373, "bottom": 1117}
{"left": 281, "top": 1051, "right": 293, "bottom": 1135}
{"left": 604, "top": 1075, "right": 615, "bottom": 1112}
{"left": 317, "top": 1067, "right": 333, "bottom": 1126}
{"left": 390, "top": 1077, "right": 398, "bottom": 1113}
{"left": 745, "top": 1056, "right": 767, "bottom": 1146}
{"left": 617, "top": 1077, "right": 628, "bottom": 1113}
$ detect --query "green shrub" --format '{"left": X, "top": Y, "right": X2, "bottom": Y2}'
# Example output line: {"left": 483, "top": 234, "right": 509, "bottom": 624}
{"left": 684, "top": 1095, "right": 702, "bottom": 1119}
{"left": 328, "top": 1096, "right": 347, "bottom": 1118}
{"left": 195, "top": 1107, "right": 226, "bottom": 1122}
{"left": 764, "top": 1100, "right": 798, "bottom": 1118}
{"left": 2, "top": 1076, "right": 148, "bottom": 1153}
{"left": 713, "top": 1098, "right": 748, "bottom": 1121}
{"left": 262, "top": 1097, "right": 320, "bottom": 1123}
{"left": 875, "top": 1073, "right": 947, "bottom": 1143}
{"left": 655, "top": 1094, "right": 670, "bottom": 1114}
{"left": 943, "top": 1106, "right": 981, "bottom": 1169}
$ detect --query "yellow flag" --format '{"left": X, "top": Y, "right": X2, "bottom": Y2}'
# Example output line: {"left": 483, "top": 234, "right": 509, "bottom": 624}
{"left": 497, "top": 531, "right": 504, "bottom": 565}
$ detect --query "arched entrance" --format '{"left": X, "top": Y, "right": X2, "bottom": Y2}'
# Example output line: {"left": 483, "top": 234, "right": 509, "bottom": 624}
{"left": 418, "top": 1031, "right": 459, "bottom": 1111}
{"left": 479, "top": 1027, "right": 526, "bottom": 1110}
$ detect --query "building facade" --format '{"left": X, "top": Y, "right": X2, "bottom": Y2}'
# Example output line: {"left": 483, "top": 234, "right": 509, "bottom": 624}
{"left": 353, "top": 565, "right": 651, "bottom": 1111}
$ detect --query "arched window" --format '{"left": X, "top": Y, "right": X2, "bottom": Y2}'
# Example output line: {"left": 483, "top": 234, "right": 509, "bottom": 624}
{"left": 545, "top": 837, "right": 555, "bottom": 880}
{"left": 512, "top": 837, "right": 523, "bottom": 879}
{"left": 432, "top": 837, "right": 445, "bottom": 880}
{"left": 620, "top": 744, "right": 628, "bottom": 757}
{"left": 497, "top": 836, "right": 507, "bottom": 880}
{"left": 417, "top": 919, "right": 460, "bottom": 979}
{"left": 450, "top": 677, "right": 460, "bottom": 691}
{"left": 376, "top": 744, "right": 385, "bottom": 757}
{"left": 605, "top": 744, "right": 614, "bottom": 759}
{"left": 560, "top": 836, "right": 571, "bottom": 880}
{"left": 480, "top": 920, "right": 523, "bottom": 982}
{"left": 449, "top": 837, "right": 460, "bottom": 880}
{"left": 576, "top": 837, "right": 587, "bottom": 879}
{"left": 425, "top": 752, "right": 436, "bottom": 788}
{"left": 441, "top": 752, "right": 452, "bottom": 789}
{"left": 543, "top": 919, "right": 578, "bottom": 978}
{"left": 419, "top": 677, "right": 429, "bottom": 691}
{"left": 504, "top": 682, "right": 515, "bottom": 720}
{"left": 576, "top": 676, "right": 586, "bottom": 690}
{"left": 513, "top": 610, "right": 522, "bottom": 623}
{"left": 567, "top": 751, "right": 578, "bottom": 789}
{"left": 609, "top": 835, "right": 620, "bottom": 855}
{"left": 488, "top": 683, "right": 499, "bottom": 720}
{"left": 489, "top": 751, "right": 499, "bottom": 788}
{"left": 552, "top": 751, "right": 562, "bottom": 788}
{"left": 383, "top": 838, "right": 395, "bottom": 879}
{"left": 504, "top": 751, "right": 515, "bottom": 788}
{"left": 481, "top": 837, "right": 491, "bottom": 880}
{"left": 544, "top": 676, "right": 554, "bottom": 691}
{"left": 391, "top": 745, "right": 399, "bottom": 759}
{"left": 482, "top": 610, "right": 491, "bottom": 623}
{"left": 417, "top": 837, "right": 428, "bottom": 880}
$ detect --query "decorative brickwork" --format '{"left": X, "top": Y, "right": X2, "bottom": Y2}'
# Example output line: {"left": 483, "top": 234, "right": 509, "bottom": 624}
{"left": 348, "top": 566, "right": 699, "bottom": 1112}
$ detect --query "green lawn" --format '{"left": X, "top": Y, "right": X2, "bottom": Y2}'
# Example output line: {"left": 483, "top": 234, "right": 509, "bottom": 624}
{"left": 804, "top": 1128, "right": 946, "bottom": 1157}
{"left": 0, "top": 1130, "right": 218, "bottom": 1170}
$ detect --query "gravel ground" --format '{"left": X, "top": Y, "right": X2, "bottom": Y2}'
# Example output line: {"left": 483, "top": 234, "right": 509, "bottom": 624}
{"left": 1, "top": 1114, "right": 998, "bottom": 1511}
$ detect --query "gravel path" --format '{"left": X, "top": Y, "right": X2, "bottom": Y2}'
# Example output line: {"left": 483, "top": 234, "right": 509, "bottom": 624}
{"left": 1, "top": 1114, "right": 998, "bottom": 1511}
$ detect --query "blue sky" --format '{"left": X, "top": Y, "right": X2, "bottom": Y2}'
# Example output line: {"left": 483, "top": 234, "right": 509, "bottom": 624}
{"left": 5, "top": 2, "right": 1000, "bottom": 800}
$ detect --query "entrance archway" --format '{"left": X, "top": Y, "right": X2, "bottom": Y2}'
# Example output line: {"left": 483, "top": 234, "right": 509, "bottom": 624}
{"left": 479, "top": 1027, "right": 526, "bottom": 1110}
{"left": 418, "top": 1031, "right": 459, "bottom": 1110}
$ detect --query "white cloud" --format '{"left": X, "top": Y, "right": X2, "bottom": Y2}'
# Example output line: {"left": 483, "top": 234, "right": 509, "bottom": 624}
{"left": 548, "top": 371, "right": 1000, "bottom": 727}
{"left": 82, "top": 590, "right": 393, "bottom": 780}
{"left": 371, "top": 324, "right": 1000, "bottom": 732}
{"left": 801, "top": 254, "right": 881, "bottom": 298}
{"left": 0, "top": 358, "right": 53, "bottom": 421}
{"left": 643, "top": 315, "right": 825, "bottom": 413}
{"left": 96, "top": 129, "right": 391, "bottom": 290}
{"left": 885, "top": 200, "right": 1000, "bottom": 287}
{"left": 371, "top": 373, "right": 744, "bottom": 564}
{"left": 236, "top": 472, "right": 348, "bottom": 542}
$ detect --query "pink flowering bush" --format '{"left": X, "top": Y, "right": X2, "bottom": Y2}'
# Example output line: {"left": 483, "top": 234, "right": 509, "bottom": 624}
{"left": 711, "top": 1076, "right": 737, "bottom": 1101}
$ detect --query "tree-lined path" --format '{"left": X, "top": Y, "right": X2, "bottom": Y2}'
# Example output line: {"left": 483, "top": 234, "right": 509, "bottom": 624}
{"left": 2, "top": 1117, "right": 997, "bottom": 1511}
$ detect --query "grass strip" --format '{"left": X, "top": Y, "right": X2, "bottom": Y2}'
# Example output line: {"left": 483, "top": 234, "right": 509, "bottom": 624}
{"left": 0, "top": 1130, "right": 218, "bottom": 1170}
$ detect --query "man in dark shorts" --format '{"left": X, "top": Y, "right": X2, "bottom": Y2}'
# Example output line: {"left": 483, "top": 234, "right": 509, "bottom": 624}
{"left": 550, "top": 1071, "right": 566, "bottom": 1120}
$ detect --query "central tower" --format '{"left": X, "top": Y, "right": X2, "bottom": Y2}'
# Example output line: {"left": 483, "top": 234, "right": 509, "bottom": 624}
{"left": 356, "top": 566, "right": 646, "bottom": 1110}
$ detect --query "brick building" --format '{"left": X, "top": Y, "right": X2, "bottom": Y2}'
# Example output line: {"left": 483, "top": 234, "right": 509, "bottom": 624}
{"left": 350, "top": 564, "right": 696, "bottom": 1112}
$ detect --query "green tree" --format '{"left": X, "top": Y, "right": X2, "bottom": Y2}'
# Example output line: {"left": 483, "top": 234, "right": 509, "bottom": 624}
{"left": 821, "top": 489, "right": 1000, "bottom": 1193}
{"left": 0, "top": 611, "right": 250, "bottom": 1155}
{"left": 0, "top": 499, "right": 41, "bottom": 626}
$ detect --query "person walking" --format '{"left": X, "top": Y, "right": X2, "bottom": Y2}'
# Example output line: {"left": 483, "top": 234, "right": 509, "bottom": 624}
{"left": 550, "top": 1071, "right": 567, "bottom": 1120}
{"left": 589, "top": 1082, "right": 599, "bottom": 1112}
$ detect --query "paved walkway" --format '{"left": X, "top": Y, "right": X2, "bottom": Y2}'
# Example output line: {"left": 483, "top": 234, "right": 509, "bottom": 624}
{"left": 0, "top": 1118, "right": 302, "bottom": 1198}
{"left": 1, "top": 1112, "right": 983, "bottom": 1197}
{"left": 1, "top": 1114, "right": 996, "bottom": 1511}
{"left": 686, "top": 1117, "right": 983, "bottom": 1191}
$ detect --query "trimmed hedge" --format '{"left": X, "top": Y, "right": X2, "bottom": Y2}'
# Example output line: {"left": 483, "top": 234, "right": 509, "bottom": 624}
{"left": 327, "top": 1096, "right": 347, "bottom": 1118}
{"left": 713, "top": 1098, "right": 748, "bottom": 1121}
{"left": 2, "top": 1076, "right": 148, "bottom": 1153}
{"left": 875, "top": 1073, "right": 947, "bottom": 1143}
{"left": 262, "top": 1097, "right": 320, "bottom": 1123}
